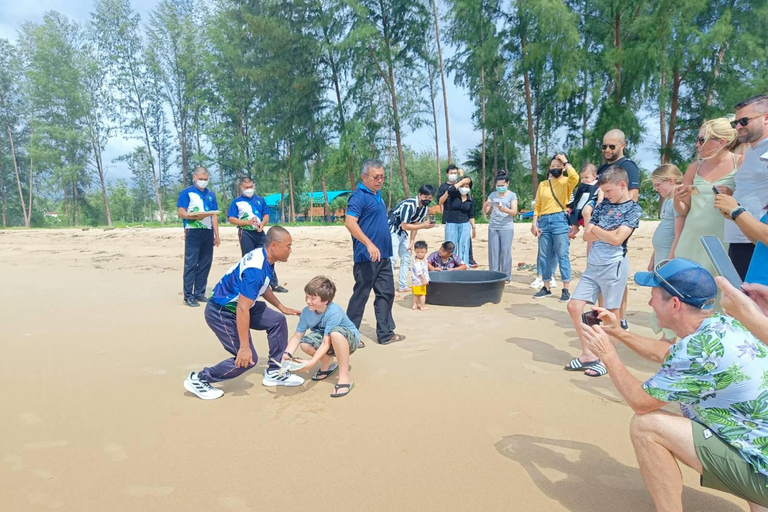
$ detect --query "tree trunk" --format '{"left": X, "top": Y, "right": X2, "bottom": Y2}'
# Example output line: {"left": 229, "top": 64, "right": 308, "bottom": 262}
{"left": 7, "top": 123, "right": 29, "bottom": 226}
{"left": 521, "top": 36, "right": 538, "bottom": 197}
{"left": 388, "top": 128, "right": 394, "bottom": 208}
{"left": 1, "top": 177, "right": 6, "bottom": 227}
{"left": 431, "top": 0, "right": 451, "bottom": 164}
{"left": 215, "top": 143, "right": 227, "bottom": 204}
{"left": 320, "top": 171, "right": 330, "bottom": 222}
{"left": 660, "top": 70, "right": 667, "bottom": 162}
{"left": 280, "top": 177, "right": 285, "bottom": 223}
{"left": 481, "top": 66, "right": 487, "bottom": 200}
{"left": 706, "top": 45, "right": 727, "bottom": 108}
{"left": 427, "top": 50, "right": 441, "bottom": 188}
{"left": 380, "top": 11, "right": 409, "bottom": 197}
{"left": 501, "top": 126, "right": 509, "bottom": 174}
{"left": 581, "top": 67, "right": 589, "bottom": 148}
{"left": 613, "top": 12, "right": 622, "bottom": 104}
{"left": 309, "top": 159, "right": 314, "bottom": 223}
{"left": 664, "top": 70, "right": 681, "bottom": 161}
{"left": 492, "top": 128, "right": 498, "bottom": 175}
{"left": 88, "top": 123, "right": 112, "bottom": 226}
{"left": 27, "top": 145, "right": 33, "bottom": 227}
{"left": 286, "top": 141, "right": 295, "bottom": 223}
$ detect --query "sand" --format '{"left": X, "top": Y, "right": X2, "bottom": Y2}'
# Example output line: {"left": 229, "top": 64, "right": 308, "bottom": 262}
{"left": 0, "top": 223, "right": 749, "bottom": 511}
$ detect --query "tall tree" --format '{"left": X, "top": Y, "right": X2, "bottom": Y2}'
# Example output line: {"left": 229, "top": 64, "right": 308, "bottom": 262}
{"left": 430, "top": 0, "right": 451, "bottom": 164}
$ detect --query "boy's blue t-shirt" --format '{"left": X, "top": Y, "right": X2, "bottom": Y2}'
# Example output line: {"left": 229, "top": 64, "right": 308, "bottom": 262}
{"left": 177, "top": 186, "right": 218, "bottom": 229}
{"left": 588, "top": 199, "right": 643, "bottom": 266}
{"left": 745, "top": 213, "right": 768, "bottom": 286}
{"left": 296, "top": 302, "right": 360, "bottom": 338}
{"left": 227, "top": 195, "right": 269, "bottom": 231}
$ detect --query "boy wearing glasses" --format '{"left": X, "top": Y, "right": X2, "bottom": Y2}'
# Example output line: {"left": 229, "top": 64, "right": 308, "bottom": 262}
{"left": 564, "top": 166, "right": 642, "bottom": 377}
{"left": 723, "top": 94, "right": 768, "bottom": 280}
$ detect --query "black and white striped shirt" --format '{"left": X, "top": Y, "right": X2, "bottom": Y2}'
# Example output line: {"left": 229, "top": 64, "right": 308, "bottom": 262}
{"left": 388, "top": 197, "right": 428, "bottom": 237}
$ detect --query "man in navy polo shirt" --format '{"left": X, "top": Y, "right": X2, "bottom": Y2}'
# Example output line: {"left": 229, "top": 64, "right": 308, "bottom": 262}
{"left": 227, "top": 176, "right": 288, "bottom": 293}
{"left": 344, "top": 159, "right": 405, "bottom": 346}
{"left": 183, "top": 226, "right": 303, "bottom": 400}
{"left": 177, "top": 167, "right": 220, "bottom": 307}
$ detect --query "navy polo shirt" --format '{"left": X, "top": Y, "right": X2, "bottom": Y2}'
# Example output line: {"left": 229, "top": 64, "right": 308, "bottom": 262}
{"left": 346, "top": 184, "right": 393, "bottom": 263}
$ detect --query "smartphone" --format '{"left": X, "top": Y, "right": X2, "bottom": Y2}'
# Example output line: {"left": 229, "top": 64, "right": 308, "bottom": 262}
{"left": 700, "top": 235, "right": 743, "bottom": 291}
{"left": 581, "top": 310, "right": 601, "bottom": 326}
{"left": 712, "top": 185, "right": 720, "bottom": 195}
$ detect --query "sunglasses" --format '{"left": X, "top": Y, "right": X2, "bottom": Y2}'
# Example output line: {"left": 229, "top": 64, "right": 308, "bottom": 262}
{"left": 653, "top": 259, "right": 690, "bottom": 302}
{"left": 731, "top": 114, "right": 763, "bottom": 128}
{"left": 601, "top": 144, "right": 617, "bottom": 150}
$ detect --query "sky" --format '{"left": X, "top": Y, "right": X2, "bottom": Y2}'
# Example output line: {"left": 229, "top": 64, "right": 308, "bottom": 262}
{"left": 0, "top": 0, "right": 664, "bottom": 187}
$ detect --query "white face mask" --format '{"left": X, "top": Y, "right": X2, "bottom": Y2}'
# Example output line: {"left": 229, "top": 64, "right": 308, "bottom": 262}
{"left": 195, "top": 179, "right": 208, "bottom": 189}
{"left": 242, "top": 188, "right": 255, "bottom": 198}
{"left": 448, "top": 173, "right": 458, "bottom": 182}
{"left": 458, "top": 187, "right": 471, "bottom": 195}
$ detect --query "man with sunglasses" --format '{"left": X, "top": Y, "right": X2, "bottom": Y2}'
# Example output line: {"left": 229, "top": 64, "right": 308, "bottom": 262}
{"left": 596, "top": 129, "right": 641, "bottom": 329}
{"left": 580, "top": 258, "right": 768, "bottom": 510}
{"left": 723, "top": 94, "right": 768, "bottom": 280}
{"left": 344, "top": 159, "right": 405, "bottom": 346}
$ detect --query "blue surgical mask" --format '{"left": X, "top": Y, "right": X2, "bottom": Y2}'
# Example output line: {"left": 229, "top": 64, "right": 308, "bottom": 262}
{"left": 496, "top": 185, "right": 507, "bottom": 193}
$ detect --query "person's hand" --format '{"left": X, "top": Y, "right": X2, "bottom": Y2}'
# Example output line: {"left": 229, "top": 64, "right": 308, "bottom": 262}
{"left": 421, "top": 222, "right": 435, "bottom": 229}
{"left": 458, "top": 168, "right": 465, "bottom": 177}
{"left": 715, "top": 185, "right": 733, "bottom": 196}
{"left": 714, "top": 194, "right": 739, "bottom": 215}
{"left": 675, "top": 185, "right": 692, "bottom": 201}
{"left": 716, "top": 277, "right": 762, "bottom": 320}
{"left": 555, "top": 153, "right": 569, "bottom": 165}
{"left": 591, "top": 307, "right": 622, "bottom": 338}
{"left": 485, "top": 200, "right": 492, "bottom": 209}
{"left": 432, "top": 267, "right": 441, "bottom": 272}
{"left": 582, "top": 324, "right": 617, "bottom": 360}
{"left": 568, "top": 225, "right": 579, "bottom": 239}
{"left": 279, "top": 305, "right": 301, "bottom": 316}
{"left": 366, "top": 243, "right": 381, "bottom": 262}
{"left": 407, "top": 245, "right": 414, "bottom": 252}
{"left": 531, "top": 224, "right": 541, "bottom": 237}
{"left": 235, "top": 347, "right": 254, "bottom": 368}
{"left": 214, "top": 234, "right": 221, "bottom": 247}
{"left": 743, "top": 282, "right": 768, "bottom": 316}
{"left": 250, "top": 217, "right": 259, "bottom": 227}
{"left": 471, "top": 226, "right": 476, "bottom": 239}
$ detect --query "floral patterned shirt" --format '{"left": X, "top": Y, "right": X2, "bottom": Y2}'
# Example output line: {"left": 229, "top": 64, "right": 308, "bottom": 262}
{"left": 643, "top": 313, "right": 768, "bottom": 479}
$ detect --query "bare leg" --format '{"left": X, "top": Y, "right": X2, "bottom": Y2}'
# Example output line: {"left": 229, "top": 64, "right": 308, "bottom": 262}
{"left": 630, "top": 411, "right": 702, "bottom": 512}
{"left": 329, "top": 332, "right": 351, "bottom": 393}
{"left": 621, "top": 286, "right": 628, "bottom": 322}
{"left": 562, "top": 280, "right": 570, "bottom": 291}
{"left": 419, "top": 295, "right": 429, "bottom": 311}
{"left": 300, "top": 343, "right": 332, "bottom": 371}
{"left": 412, "top": 294, "right": 419, "bottom": 310}
{"left": 566, "top": 299, "right": 599, "bottom": 362}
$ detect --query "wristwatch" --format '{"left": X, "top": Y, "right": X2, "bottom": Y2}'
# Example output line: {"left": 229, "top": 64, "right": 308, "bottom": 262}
{"left": 730, "top": 205, "right": 746, "bottom": 220}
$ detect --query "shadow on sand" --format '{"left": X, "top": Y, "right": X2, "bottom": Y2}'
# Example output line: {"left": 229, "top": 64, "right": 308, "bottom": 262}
{"left": 494, "top": 434, "right": 745, "bottom": 512}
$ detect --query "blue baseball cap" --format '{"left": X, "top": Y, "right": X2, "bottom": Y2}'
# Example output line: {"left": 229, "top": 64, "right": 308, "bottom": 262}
{"left": 634, "top": 258, "right": 717, "bottom": 310}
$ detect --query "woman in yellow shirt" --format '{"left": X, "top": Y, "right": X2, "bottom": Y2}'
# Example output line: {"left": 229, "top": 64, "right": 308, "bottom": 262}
{"left": 531, "top": 154, "right": 580, "bottom": 301}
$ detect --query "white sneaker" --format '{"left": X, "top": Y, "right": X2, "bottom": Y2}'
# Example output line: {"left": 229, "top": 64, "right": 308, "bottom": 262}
{"left": 530, "top": 277, "right": 543, "bottom": 289}
{"left": 263, "top": 368, "right": 304, "bottom": 387}
{"left": 549, "top": 278, "right": 558, "bottom": 288}
{"left": 184, "top": 372, "right": 224, "bottom": 400}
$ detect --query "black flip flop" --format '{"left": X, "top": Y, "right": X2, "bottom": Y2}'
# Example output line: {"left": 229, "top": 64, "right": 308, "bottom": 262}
{"left": 331, "top": 383, "right": 354, "bottom": 398}
{"left": 312, "top": 363, "right": 338, "bottom": 381}
{"left": 564, "top": 358, "right": 600, "bottom": 371}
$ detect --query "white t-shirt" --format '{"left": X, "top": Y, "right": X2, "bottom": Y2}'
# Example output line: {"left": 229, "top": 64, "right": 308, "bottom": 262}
{"left": 724, "top": 137, "right": 768, "bottom": 244}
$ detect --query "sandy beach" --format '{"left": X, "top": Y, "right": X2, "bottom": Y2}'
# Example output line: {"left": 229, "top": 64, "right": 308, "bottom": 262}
{"left": 0, "top": 222, "right": 749, "bottom": 511}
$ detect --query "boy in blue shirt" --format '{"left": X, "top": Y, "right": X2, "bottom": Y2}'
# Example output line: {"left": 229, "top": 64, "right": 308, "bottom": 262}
{"left": 227, "top": 177, "right": 288, "bottom": 293}
{"left": 565, "top": 166, "right": 643, "bottom": 377}
{"left": 282, "top": 276, "right": 360, "bottom": 398}
{"left": 183, "top": 226, "right": 303, "bottom": 400}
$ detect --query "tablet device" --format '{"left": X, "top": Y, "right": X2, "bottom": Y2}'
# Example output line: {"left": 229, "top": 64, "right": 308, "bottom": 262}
{"left": 700, "top": 235, "right": 743, "bottom": 291}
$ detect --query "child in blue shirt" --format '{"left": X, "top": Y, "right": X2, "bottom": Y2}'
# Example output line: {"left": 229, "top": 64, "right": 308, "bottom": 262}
{"left": 283, "top": 276, "right": 360, "bottom": 397}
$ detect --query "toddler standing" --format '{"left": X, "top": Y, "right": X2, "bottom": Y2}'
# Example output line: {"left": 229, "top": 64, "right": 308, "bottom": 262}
{"left": 411, "top": 241, "right": 430, "bottom": 311}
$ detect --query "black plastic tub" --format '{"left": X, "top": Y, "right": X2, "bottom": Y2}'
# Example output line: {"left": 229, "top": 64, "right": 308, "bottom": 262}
{"left": 426, "top": 270, "right": 507, "bottom": 307}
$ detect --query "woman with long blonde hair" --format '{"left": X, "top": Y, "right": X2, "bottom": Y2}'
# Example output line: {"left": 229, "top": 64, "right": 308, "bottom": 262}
{"left": 673, "top": 117, "right": 743, "bottom": 310}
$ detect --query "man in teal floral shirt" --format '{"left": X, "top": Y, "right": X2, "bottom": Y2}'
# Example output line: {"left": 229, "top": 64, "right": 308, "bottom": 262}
{"left": 580, "top": 258, "right": 768, "bottom": 510}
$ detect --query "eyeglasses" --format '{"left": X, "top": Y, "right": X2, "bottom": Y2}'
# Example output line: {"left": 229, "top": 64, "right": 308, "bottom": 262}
{"left": 652, "top": 260, "right": 690, "bottom": 302}
{"left": 368, "top": 175, "right": 385, "bottom": 182}
{"left": 601, "top": 144, "right": 617, "bottom": 150}
{"left": 731, "top": 114, "right": 764, "bottom": 128}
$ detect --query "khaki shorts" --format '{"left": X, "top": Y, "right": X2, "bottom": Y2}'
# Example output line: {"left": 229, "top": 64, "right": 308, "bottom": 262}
{"left": 693, "top": 421, "right": 768, "bottom": 506}
{"left": 301, "top": 326, "right": 359, "bottom": 356}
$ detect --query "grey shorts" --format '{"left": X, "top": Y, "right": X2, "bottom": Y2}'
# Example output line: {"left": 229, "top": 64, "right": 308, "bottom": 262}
{"left": 301, "top": 326, "right": 360, "bottom": 356}
{"left": 571, "top": 257, "right": 629, "bottom": 310}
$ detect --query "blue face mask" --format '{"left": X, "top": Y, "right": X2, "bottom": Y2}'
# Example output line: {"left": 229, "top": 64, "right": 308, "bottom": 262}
{"left": 496, "top": 185, "right": 507, "bottom": 193}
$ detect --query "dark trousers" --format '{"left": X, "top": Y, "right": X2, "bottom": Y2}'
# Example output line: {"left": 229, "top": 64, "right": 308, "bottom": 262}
{"left": 729, "top": 242, "right": 756, "bottom": 281}
{"left": 199, "top": 301, "right": 288, "bottom": 382}
{"left": 183, "top": 229, "right": 214, "bottom": 300}
{"left": 239, "top": 229, "right": 278, "bottom": 289}
{"left": 347, "top": 258, "right": 396, "bottom": 343}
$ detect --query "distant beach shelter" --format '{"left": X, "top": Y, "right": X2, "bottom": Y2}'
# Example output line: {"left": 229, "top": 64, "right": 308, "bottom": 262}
{"left": 262, "top": 190, "right": 351, "bottom": 223}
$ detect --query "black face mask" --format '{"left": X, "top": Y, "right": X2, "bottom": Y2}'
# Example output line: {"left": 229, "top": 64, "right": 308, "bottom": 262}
{"left": 549, "top": 169, "right": 563, "bottom": 178}
{"left": 421, "top": 199, "right": 431, "bottom": 206}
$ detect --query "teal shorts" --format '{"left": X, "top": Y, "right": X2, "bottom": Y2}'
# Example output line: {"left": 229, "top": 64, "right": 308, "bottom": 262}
{"left": 301, "top": 326, "right": 359, "bottom": 356}
{"left": 693, "top": 421, "right": 768, "bottom": 506}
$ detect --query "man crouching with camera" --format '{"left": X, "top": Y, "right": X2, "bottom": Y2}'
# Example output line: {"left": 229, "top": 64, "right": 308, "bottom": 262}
{"left": 582, "top": 258, "right": 768, "bottom": 511}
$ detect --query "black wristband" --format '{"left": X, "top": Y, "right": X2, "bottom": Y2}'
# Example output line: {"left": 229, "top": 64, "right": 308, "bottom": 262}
{"left": 284, "top": 351, "right": 293, "bottom": 359}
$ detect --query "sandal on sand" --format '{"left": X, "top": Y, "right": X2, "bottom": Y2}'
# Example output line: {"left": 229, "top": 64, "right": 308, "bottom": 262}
{"left": 331, "top": 383, "right": 354, "bottom": 398}
{"left": 358, "top": 341, "right": 366, "bottom": 349}
{"left": 312, "top": 362, "right": 339, "bottom": 381}
{"left": 585, "top": 363, "right": 608, "bottom": 377}
{"left": 564, "top": 358, "right": 600, "bottom": 371}
{"left": 381, "top": 333, "right": 406, "bottom": 345}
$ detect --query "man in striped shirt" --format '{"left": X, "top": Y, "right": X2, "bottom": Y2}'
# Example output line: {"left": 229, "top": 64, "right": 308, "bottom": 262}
{"left": 388, "top": 184, "right": 436, "bottom": 292}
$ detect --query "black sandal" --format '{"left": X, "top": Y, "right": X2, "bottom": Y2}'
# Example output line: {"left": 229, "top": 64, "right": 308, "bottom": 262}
{"left": 331, "top": 383, "right": 354, "bottom": 398}
{"left": 312, "top": 363, "right": 338, "bottom": 381}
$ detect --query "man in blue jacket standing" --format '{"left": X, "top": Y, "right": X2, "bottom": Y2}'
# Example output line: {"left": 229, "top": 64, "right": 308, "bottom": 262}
{"left": 177, "top": 167, "right": 220, "bottom": 307}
